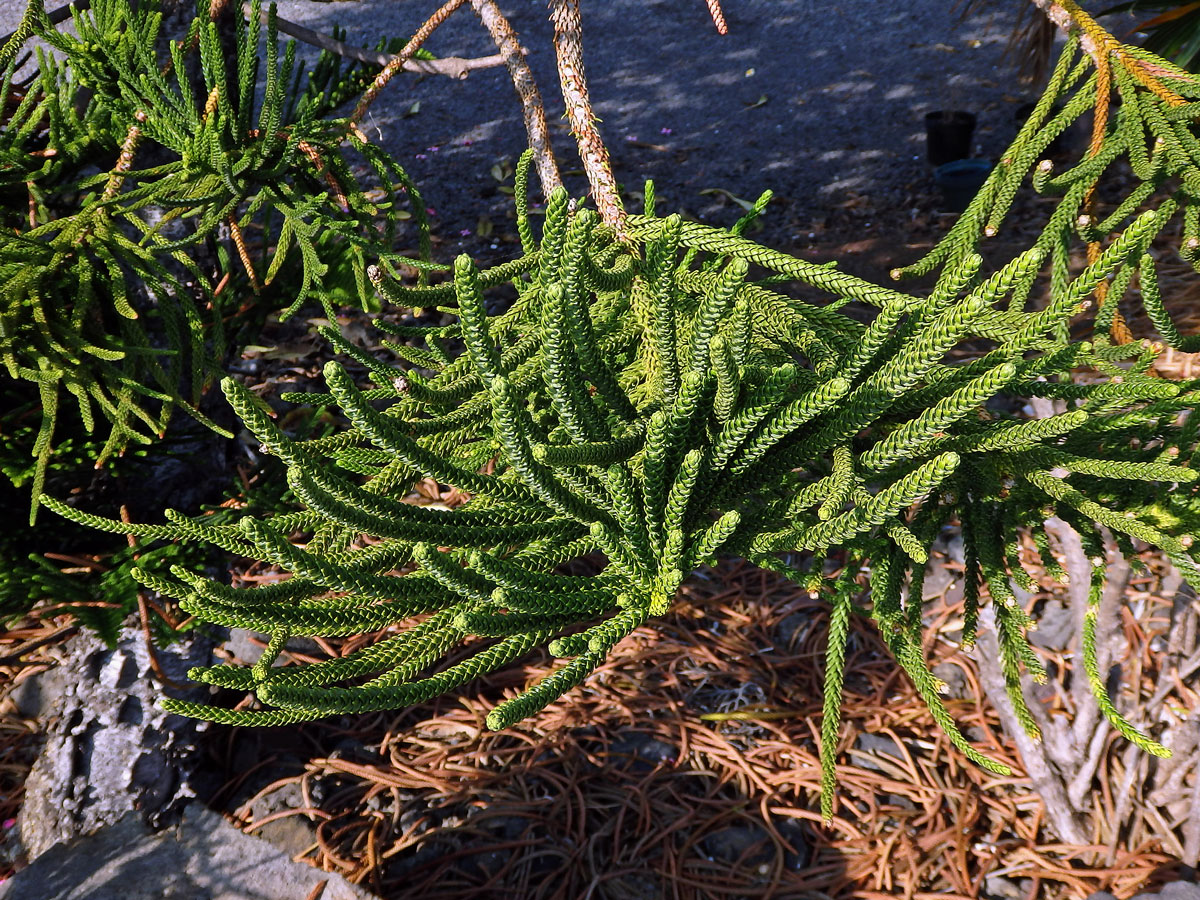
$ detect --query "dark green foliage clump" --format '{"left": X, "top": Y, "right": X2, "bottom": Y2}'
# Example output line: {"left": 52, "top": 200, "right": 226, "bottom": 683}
{"left": 45, "top": 30, "right": 1200, "bottom": 817}
{"left": 0, "top": 0, "right": 428, "bottom": 518}
{"left": 0, "top": 380, "right": 298, "bottom": 640}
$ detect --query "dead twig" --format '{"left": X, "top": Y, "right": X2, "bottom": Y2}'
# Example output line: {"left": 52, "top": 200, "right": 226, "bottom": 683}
{"left": 227, "top": 215, "right": 261, "bottom": 294}
{"left": 0, "top": 625, "right": 78, "bottom": 667}
{"left": 351, "top": 0, "right": 467, "bottom": 126}
{"left": 239, "top": 3, "right": 505, "bottom": 79}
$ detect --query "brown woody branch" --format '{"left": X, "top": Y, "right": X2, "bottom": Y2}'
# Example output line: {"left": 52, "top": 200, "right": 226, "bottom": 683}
{"left": 470, "top": 0, "right": 562, "bottom": 197}
{"left": 548, "top": 0, "right": 624, "bottom": 233}
{"left": 1026, "top": 0, "right": 1104, "bottom": 61}
{"left": 705, "top": 0, "right": 728, "bottom": 35}
{"left": 352, "top": 0, "right": 467, "bottom": 125}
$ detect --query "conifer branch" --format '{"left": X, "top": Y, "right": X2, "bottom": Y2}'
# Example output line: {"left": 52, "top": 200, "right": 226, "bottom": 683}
{"left": 23, "top": 0, "right": 1200, "bottom": 819}
{"left": 470, "top": 0, "right": 562, "bottom": 196}
{"left": 548, "top": 0, "right": 624, "bottom": 232}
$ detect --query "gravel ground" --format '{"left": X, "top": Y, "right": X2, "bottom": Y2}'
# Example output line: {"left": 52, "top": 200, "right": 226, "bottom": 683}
{"left": 1, "top": 0, "right": 1033, "bottom": 255}
{"left": 266, "top": 0, "right": 1027, "bottom": 249}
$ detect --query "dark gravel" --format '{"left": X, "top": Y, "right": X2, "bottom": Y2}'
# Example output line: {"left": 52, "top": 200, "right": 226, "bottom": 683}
{"left": 0, "top": 0, "right": 1040, "bottom": 267}
{"left": 266, "top": 0, "right": 1028, "bottom": 254}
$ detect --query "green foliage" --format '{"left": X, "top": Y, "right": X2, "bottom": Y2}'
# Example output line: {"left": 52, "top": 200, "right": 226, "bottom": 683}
{"left": 0, "top": 382, "right": 297, "bottom": 642}
{"left": 0, "top": 0, "right": 429, "bottom": 519}
{"left": 43, "top": 27, "right": 1200, "bottom": 818}
{"left": 1, "top": 537, "right": 193, "bottom": 646}
{"left": 1100, "top": 1, "right": 1200, "bottom": 71}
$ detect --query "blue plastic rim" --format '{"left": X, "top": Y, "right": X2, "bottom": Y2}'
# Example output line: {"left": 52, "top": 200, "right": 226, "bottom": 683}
{"left": 934, "top": 158, "right": 993, "bottom": 212}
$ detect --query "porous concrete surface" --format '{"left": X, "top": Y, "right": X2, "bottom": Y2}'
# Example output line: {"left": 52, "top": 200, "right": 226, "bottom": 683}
{"left": 0, "top": 803, "right": 376, "bottom": 900}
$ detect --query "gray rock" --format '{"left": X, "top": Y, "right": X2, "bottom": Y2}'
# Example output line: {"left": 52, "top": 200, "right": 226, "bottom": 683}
{"left": 700, "top": 824, "right": 772, "bottom": 866}
{"left": 251, "top": 816, "right": 318, "bottom": 861}
{"left": 1085, "top": 892, "right": 1118, "bottom": 900}
{"left": 932, "top": 662, "right": 968, "bottom": 700}
{"left": 1010, "top": 580, "right": 1035, "bottom": 608}
{"left": 965, "top": 725, "right": 989, "bottom": 745}
{"left": 13, "top": 626, "right": 217, "bottom": 861}
{"left": 882, "top": 793, "right": 918, "bottom": 810}
{"left": 851, "top": 733, "right": 909, "bottom": 772}
{"left": 224, "top": 628, "right": 319, "bottom": 665}
{"left": 244, "top": 782, "right": 317, "bottom": 859}
{"left": 609, "top": 732, "right": 678, "bottom": 770}
{"left": 944, "top": 532, "right": 966, "bottom": 566}
{"left": 921, "top": 564, "right": 957, "bottom": 601}
{"left": 983, "top": 874, "right": 1023, "bottom": 899}
{"left": 479, "top": 815, "right": 532, "bottom": 842}
{"left": 774, "top": 612, "right": 812, "bottom": 649}
{"left": 0, "top": 803, "right": 376, "bottom": 900}
{"left": 777, "top": 818, "right": 811, "bottom": 871}
{"left": 1029, "top": 599, "right": 1076, "bottom": 652}
{"left": 1161, "top": 882, "right": 1200, "bottom": 900}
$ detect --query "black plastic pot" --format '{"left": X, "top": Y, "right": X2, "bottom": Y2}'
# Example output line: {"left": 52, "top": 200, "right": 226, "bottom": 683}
{"left": 1015, "top": 101, "right": 1073, "bottom": 157}
{"left": 934, "top": 158, "right": 992, "bottom": 212}
{"left": 925, "top": 110, "right": 976, "bottom": 166}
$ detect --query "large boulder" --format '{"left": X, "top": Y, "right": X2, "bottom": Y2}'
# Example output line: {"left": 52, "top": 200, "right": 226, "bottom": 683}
{"left": 0, "top": 803, "right": 375, "bottom": 900}
{"left": 10, "top": 625, "right": 217, "bottom": 860}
